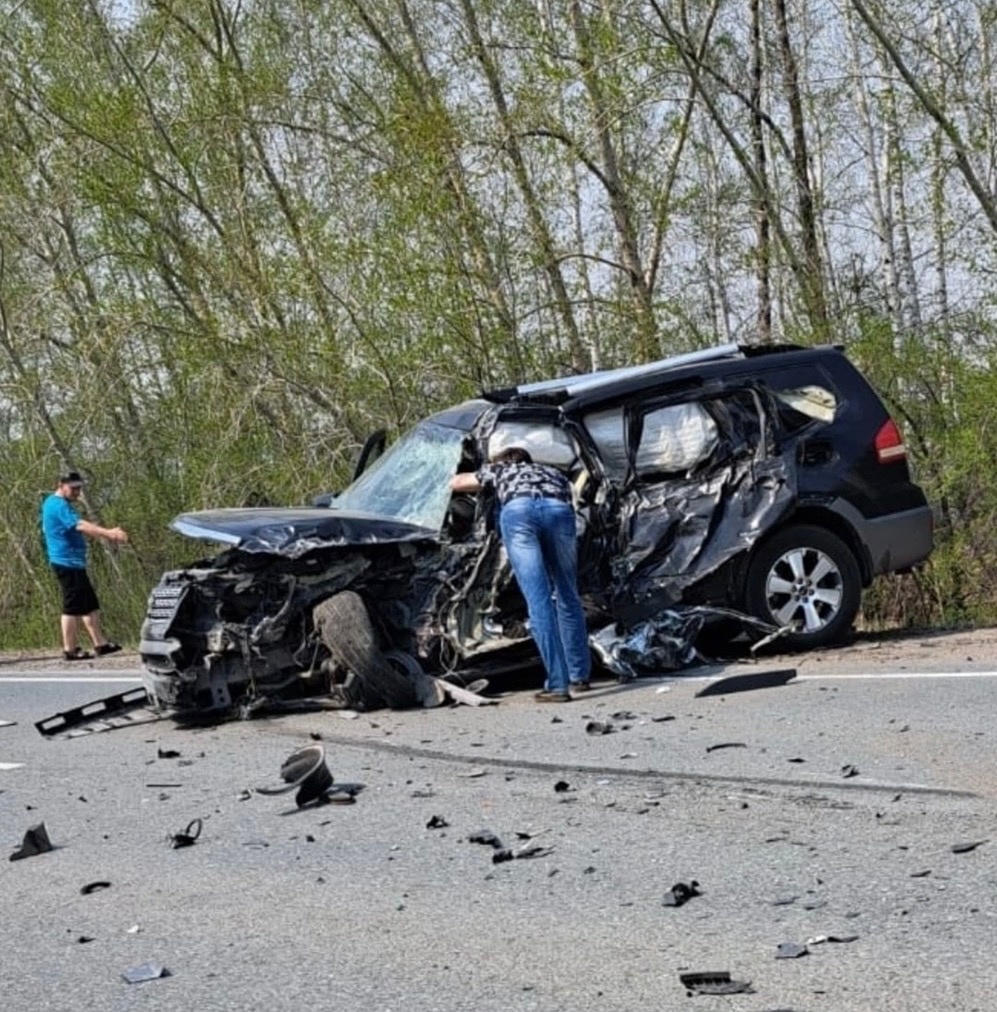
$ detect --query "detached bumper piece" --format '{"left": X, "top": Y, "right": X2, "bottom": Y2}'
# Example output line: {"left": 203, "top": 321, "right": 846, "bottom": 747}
{"left": 35, "top": 687, "right": 163, "bottom": 739}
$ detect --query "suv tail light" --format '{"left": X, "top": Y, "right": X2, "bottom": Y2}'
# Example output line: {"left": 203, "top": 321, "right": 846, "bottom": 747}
{"left": 874, "top": 418, "right": 907, "bottom": 464}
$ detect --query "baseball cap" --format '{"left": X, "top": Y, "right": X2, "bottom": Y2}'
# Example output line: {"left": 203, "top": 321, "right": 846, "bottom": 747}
{"left": 59, "top": 471, "right": 84, "bottom": 487}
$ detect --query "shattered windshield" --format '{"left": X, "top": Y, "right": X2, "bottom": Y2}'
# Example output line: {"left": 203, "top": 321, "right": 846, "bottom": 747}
{"left": 331, "top": 421, "right": 466, "bottom": 530}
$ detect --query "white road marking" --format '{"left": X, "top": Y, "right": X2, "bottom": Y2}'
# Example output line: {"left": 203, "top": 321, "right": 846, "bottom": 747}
{"left": 683, "top": 670, "right": 997, "bottom": 683}
{"left": 0, "top": 676, "right": 142, "bottom": 683}
{"left": 798, "top": 670, "right": 997, "bottom": 680}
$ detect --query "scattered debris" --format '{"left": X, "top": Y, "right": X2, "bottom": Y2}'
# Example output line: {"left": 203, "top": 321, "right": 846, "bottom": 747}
{"left": 840, "top": 764, "right": 860, "bottom": 778}
{"left": 169, "top": 818, "right": 202, "bottom": 849}
{"left": 553, "top": 780, "right": 572, "bottom": 793}
{"left": 426, "top": 815, "right": 449, "bottom": 829}
{"left": 468, "top": 828, "right": 550, "bottom": 864}
{"left": 770, "top": 895, "right": 799, "bottom": 906}
{"left": 157, "top": 748, "right": 181, "bottom": 759}
{"left": 706, "top": 742, "right": 747, "bottom": 753}
{"left": 651, "top": 714, "right": 675, "bottom": 722}
{"left": 805, "top": 934, "right": 858, "bottom": 945}
{"left": 81, "top": 880, "right": 112, "bottom": 895}
{"left": 775, "top": 941, "right": 809, "bottom": 959}
{"left": 585, "top": 721, "right": 615, "bottom": 735}
{"left": 121, "top": 962, "right": 171, "bottom": 984}
{"left": 910, "top": 869, "right": 932, "bottom": 878}
{"left": 10, "top": 822, "right": 53, "bottom": 861}
{"left": 787, "top": 757, "right": 806, "bottom": 763}
{"left": 468, "top": 829, "right": 504, "bottom": 849}
{"left": 461, "top": 768, "right": 488, "bottom": 778}
{"left": 951, "top": 839, "right": 988, "bottom": 854}
{"left": 0, "top": 719, "right": 16, "bottom": 727}
{"left": 679, "top": 971, "right": 754, "bottom": 996}
{"left": 438, "top": 680, "right": 496, "bottom": 707}
{"left": 256, "top": 744, "right": 338, "bottom": 807}
{"left": 0, "top": 762, "right": 24, "bottom": 771}
{"left": 695, "top": 668, "right": 796, "bottom": 698}
{"left": 662, "top": 880, "right": 701, "bottom": 907}
{"left": 35, "top": 687, "right": 161, "bottom": 739}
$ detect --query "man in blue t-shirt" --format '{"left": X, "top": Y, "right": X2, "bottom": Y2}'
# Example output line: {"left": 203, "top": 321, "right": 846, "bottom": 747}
{"left": 40, "top": 470, "right": 129, "bottom": 661}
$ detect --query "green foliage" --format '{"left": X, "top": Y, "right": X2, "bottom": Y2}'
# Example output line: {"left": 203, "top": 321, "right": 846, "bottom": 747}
{"left": 2, "top": 0, "right": 997, "bottom": 645}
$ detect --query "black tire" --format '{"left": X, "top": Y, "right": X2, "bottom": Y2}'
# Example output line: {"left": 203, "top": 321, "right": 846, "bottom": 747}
{"left": 744, "top": 525, "right": 861, "bottom": 650}
{"left": 312, "top": 591, "right": 418, "bottom": 709}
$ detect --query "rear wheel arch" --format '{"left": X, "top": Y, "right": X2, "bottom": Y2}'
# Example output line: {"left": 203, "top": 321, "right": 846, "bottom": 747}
{"left": 775, "top": 505, "right": 872, "bottom": 586}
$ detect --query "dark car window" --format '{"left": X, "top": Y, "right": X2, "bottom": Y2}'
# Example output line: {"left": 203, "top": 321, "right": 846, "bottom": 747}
{"left": 757, "top": 365, "right": 840, "bottom": 434}
{"left": 331, "top": 420, "right": 467, "bottom": 530}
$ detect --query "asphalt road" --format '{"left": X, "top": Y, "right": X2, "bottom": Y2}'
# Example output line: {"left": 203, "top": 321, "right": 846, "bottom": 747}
{"left": 2, "top": 651, "right": 997, "bottom": 1012}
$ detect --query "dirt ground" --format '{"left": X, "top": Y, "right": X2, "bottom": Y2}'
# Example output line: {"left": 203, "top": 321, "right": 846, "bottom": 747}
{"left": 3, "top": 624, "right": 997, "bottom": 674}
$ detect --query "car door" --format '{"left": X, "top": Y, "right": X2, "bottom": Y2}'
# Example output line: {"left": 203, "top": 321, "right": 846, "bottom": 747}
{"left": 440, "top": 406, "right": 595, "bottom": 659}
{"left": 584, "top": 383, "right": 796, "bottom": 623}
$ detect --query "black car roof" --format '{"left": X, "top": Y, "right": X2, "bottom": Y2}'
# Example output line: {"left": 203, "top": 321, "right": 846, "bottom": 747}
{"left": 483, "top": 343, "right": 844, "bottom": 412}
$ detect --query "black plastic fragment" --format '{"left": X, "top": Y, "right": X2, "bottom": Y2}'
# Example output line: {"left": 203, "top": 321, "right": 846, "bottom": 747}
{"left": 679, "top": 971, "right": 754, "bottom": 995}
{"left": 841, "top": 764, "right": 860, "bottom": 778}
{"left": 468, "top": 829, "right": 504, "bottom": 849}
{"left": 10, "top": 822, "right": 53, "bottom": 861}
{"left": 256, "top": 744, "right": 335, "bottom": 807}
{"left": 695, "top": 668, "right": 796, "bottom": 697}
{"left": 169, "top": 818, "right": 202, "bottom": 849}
{"left": 81, "top": 880, "right": 112, "bottom": 895}
{"left": 662, "top": 880, "right": 701, "bottom": 907}
{"left": 951, "top": 839, "right": 988, "bottom": 854}
{"left": 706, "top": 742, "right": 747, "bottom": 753}
{"left": 585, "top": 721, "right": 615, "bottom": 735}
{"left": 553, "top": 780, "right": 572, "bottom": 793}
{"left": 426, "top": 815, "right": 449, "bottom": 829}
{"left": 157, "top": 748, "right": 181, "bottom": 759}
{"left": 35, "top": 687, "right": 154, "bottom": 738}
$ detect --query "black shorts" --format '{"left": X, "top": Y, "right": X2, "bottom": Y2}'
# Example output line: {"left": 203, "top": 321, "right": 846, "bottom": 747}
{"left": 52, "top": 565, "right": 100, "bottom": 616}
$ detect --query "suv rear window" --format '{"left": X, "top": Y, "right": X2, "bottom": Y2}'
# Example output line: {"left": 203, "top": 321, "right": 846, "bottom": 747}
{"left": 759, "top": 365, "right": 840, "bottom": 434}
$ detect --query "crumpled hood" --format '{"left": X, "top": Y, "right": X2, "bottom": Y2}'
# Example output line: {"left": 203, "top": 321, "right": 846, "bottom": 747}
{"left": 170, "top": 507, "right": 437, "bottom": 556}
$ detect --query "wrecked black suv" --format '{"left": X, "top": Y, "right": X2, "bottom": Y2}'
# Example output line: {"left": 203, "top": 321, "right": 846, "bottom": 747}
{"left": 140, "top": 343, "right": 933, "bottom": 714}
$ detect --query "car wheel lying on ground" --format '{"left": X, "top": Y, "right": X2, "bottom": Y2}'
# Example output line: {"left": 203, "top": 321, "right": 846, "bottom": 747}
{"left": 131, "top": 342, "right": 932, "bottom": 719}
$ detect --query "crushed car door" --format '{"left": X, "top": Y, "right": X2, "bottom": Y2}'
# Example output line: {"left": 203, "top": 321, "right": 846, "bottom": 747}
{"left": 587, "top": 384, "right": 796, "bottom": 623}
{"left": 439, "top": 405, "right": 599, "bottom": 662}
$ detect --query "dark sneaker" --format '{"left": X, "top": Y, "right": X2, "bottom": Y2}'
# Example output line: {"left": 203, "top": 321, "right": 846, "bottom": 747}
{"left": 570, "top": 681, "right": 591, "bottom": 693}
{"left": 63, "top": 647, "right": 93, "bottom": 661}
{"left": 534, "top": 690, "right": 571, "bottom": 703}
{"left": 95, "top": 642, "right": 122, "bottom": 656}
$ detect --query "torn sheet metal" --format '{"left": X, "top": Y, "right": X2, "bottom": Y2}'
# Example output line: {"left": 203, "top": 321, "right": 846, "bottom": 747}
{"left": 589, "top": 606, "right": 779, "bottom": 681}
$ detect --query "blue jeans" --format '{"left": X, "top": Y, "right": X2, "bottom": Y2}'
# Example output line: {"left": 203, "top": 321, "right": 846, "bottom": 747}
{"left": 499, "top": 496, "right": 591, "bottom": 693}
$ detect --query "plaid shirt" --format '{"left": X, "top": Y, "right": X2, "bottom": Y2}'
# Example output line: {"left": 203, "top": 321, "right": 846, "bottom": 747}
{"left": 476, "top": 461, "right": 572, "bottom": 505}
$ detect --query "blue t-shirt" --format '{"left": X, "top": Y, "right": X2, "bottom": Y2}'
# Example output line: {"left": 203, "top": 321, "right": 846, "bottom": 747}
{"left": 41, "top": 493, "right": 86, "bottom": 568}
